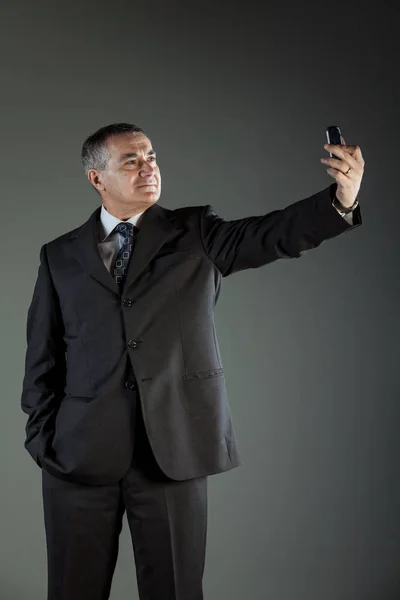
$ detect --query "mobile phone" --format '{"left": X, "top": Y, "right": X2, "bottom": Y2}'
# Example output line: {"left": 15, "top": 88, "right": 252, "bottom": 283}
{"left": 326, "top": 125, "right": 342, "bottom": 160}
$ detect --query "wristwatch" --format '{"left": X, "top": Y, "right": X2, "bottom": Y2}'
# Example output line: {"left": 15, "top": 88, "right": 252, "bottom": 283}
{"left": 332, "top": 195, "right": 359, "bottom": 216}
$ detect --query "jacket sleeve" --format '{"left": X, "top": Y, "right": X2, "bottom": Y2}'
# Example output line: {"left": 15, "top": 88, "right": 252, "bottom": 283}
{"left": 199, "top": 183, "right": 362, "bottom": 277}
{"left": 21, "top": 243, "right": 66, "bottom": 466}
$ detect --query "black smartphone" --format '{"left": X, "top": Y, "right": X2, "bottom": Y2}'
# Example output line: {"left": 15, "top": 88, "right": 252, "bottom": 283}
{"left": 326, "top": 125, "right": 342, "bottom": 160}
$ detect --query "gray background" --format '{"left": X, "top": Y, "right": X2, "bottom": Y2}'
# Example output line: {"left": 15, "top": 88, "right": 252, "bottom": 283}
{"left": 1, "top": 0, "right": 398, "bottom": 599}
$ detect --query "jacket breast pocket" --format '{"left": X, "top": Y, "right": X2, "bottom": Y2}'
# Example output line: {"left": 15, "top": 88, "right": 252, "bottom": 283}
{"left": 153, "top": 249, "right": 196, "bottom": 269}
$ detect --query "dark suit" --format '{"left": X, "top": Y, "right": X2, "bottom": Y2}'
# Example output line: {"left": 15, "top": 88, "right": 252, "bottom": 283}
{"left": 21, "top": 182, "right": 362, "bottom": 599}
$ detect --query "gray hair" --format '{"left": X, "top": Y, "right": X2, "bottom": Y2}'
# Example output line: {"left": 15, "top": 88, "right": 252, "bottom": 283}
{"left": 81, "top": 123, "right": 146, "bottom": 175}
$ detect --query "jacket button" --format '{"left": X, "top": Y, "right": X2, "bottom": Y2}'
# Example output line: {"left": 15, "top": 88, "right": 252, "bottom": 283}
{"left": 128, "top": 340, "right": 137, "bottom": 349}
{"left": 124, "top": 380, "right": 136, "bottom": 390}
{"left": 123, "top": 299, "right": 132, "bottom": 307}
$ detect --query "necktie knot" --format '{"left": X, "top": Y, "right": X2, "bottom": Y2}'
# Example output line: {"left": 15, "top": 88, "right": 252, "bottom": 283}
{"left": 114, "top": 221, "right": 135, "bottom": 236}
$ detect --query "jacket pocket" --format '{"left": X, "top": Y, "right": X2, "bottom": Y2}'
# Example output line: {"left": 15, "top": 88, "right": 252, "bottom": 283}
{"left": 65, "top": 390, "right": 94, "bottom": 399}
{"left": 182, "top": 368, "right": 224, "bottom": 381}
{"left": 153, "top": 249, "right": 196, "bottom": 269}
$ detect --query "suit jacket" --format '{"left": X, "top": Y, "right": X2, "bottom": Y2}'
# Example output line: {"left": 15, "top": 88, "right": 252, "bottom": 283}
{"left": 21, "top": 183, "right": 362, "bottom": 485}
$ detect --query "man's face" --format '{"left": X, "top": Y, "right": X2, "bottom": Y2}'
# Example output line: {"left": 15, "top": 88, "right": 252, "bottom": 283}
{"left": 89, "top": 132, "right": 161, "bottom": 212}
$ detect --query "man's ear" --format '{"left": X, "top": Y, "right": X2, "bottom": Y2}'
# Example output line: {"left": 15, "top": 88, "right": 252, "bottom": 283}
{"left": 88, "top": 169, "right": 105, "bottom": 192}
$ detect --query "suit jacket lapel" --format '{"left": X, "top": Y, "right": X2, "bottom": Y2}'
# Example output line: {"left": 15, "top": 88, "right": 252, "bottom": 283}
{"left": 69, "top": 202, "right": 181, "bottom": 295}
{"left": 123, "top": 203, "right": 180, "bottom": 292}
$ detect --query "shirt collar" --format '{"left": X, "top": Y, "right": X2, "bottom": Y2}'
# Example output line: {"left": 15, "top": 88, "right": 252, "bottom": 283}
{"left": 99, "top": 204, "right": 146, "bottom": 242}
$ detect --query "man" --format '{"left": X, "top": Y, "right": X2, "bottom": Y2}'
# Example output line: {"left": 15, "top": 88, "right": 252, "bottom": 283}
{"left": 21, "top": 123, "right": 364, "bottom": 600}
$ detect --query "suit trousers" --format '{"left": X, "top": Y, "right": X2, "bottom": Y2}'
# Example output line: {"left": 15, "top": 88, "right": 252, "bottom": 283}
{"left": 41, "top": 383, "right": 208, "bottom": 600}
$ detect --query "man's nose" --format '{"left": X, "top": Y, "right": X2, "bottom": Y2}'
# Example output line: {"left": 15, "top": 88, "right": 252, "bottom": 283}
{"left": 139, "top": 162, "right": 155, "bottom": 175}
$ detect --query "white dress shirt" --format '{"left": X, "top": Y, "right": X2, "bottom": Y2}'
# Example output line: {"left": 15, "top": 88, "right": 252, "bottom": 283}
{"left": 97, "top": 200, "right": 354, "bottom": 272}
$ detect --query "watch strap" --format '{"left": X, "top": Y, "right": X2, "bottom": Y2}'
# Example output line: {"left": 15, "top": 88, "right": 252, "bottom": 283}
{"left": 332, "top": 196, "right": 359, "bottom": 215}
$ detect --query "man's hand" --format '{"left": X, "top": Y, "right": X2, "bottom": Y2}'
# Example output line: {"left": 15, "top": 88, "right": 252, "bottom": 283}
{"left": 321, "top": 135, "right": 365, "bottom": 208}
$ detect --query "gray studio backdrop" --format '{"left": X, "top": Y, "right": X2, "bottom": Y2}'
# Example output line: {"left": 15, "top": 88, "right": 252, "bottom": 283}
{"left": 1, "top": 1, "right": 398, "bottom": 599}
